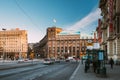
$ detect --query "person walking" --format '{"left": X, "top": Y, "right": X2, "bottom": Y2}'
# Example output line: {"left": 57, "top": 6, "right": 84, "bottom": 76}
{"left": 93, "top": 60, "right": 97, "bottom": 73}
{"left": 109, "top": 58, "right": 114, "bottom": 69}
{"left": 84, "top": 59, "right": 90, "bottom": 73}
{"left": 81, "top": 57, "right": 83, "bottom": 64}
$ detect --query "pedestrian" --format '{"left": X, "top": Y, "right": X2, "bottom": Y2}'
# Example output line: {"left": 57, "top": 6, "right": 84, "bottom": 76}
{"left": 109, "top": 58, "right": 114, "bottom": 69}
{"left": 93, "top": 60, "right": 97, "bottom": 73}
{"left": 81, "top": 57, "right": 83, "bottom": 64}
{"left": 84, "top": 59, "right": 90, "bottom": 73}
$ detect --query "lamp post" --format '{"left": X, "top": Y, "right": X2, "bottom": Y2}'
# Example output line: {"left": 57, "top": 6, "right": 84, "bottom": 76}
{"left": 2, "top": 28, "right": 6, "bottom": 63}
{"left": 2, "top": 41, "right": 5, "bottom": 63}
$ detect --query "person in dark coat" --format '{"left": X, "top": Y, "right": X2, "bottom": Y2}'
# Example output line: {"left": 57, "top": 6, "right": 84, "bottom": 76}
{"left": 84, "top": 59, "right": 90, "bottom": 73}
{"left": 81, "top": 57, "right": 83, "bottom": 64}
{"left": 93, "top": 60, "right": 97, "bottom": 73}
{"left": 109, "top": 58, "right": 114, "bottom": 69}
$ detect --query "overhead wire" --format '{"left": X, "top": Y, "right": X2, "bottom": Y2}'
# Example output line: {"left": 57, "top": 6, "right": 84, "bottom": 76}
{"left": 14, "top": 0, "right": 44, "bottom": 41}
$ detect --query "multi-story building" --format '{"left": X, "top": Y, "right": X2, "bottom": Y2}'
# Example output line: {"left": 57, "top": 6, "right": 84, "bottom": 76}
{"left": 47, "top": 27, "right": 81, "bottom": 59}
{"left": 35, "top": 27, "right": 94, "bottom": 59}
{"left": 0, "top": 28, "right": 28, "bottom": 60}
{"left": 99, "top": 0, "right": 120, "bottom": 60}
{"left": 96, "top": 19, "right": 103, "bottom": 45}
{"left": 96, "top": 18, "right": 108, "bottom": 59}
{"left": 112, "top": 0, "right": 120, "bottom": 60}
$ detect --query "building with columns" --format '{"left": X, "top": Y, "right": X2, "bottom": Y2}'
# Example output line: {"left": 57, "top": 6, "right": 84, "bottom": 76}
{"left": 35, "top": 27, "right": 94, "bottom": 59}
{"left": 0, "top": 28, "right": 28, "bottom": 60}
{"left": 98, "top": 0, "right": 120, "bottom": 60}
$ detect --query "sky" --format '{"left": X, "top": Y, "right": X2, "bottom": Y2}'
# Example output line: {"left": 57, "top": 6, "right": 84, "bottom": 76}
{"left": 0, "top": 0, "right": 101, "bottom": 43}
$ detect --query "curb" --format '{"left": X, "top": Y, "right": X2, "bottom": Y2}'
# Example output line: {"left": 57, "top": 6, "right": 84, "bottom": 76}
{"left": 69, "top": 61, "right": 81, "bottom": 80}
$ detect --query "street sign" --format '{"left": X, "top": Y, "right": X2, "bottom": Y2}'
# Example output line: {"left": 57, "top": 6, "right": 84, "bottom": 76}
{"left": 87, "top": 40, "right": 93, "bottom": 46}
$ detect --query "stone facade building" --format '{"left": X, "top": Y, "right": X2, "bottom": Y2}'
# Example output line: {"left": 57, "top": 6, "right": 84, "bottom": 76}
{"left": 36, "top": 27, "right": 93, "bottom": 59}
{"left": 0, "top": 28, "right": 28, "bottom": 60}
{"left": 98, "top": 0, "right": 120, "bottom": 60}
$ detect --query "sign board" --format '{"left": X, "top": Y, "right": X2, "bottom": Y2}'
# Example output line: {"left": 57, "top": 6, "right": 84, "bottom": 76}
{"left": 87, "top": 43, "right": 93, "bottom": 46}
{"left": 87, "top": 40, "right": 93, "bottom": 46}
{"left": 87, "top": 46, "right": 93, "bottom": 50}
{"left": 98, "top": 51, "right": 104, "bottom": 60}
{"left": 93, "top": 43, "right": 100, "bottom": 49}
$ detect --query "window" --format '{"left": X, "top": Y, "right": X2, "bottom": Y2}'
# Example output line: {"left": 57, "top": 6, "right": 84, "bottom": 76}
{"left": 117, "top": 16, "right": 120, "bottom": 33}
{"left": 114, "top": 43, "right": 116, "bottom": 55}
{"left": 65, "top": 47, "right": 67, "bottom": 52}
{"left": 57, "top": 47, "right": 60, "bottom": 52}
{"left": 77, "top": 46, "right": 80, "bottom": 48}
{"left": 73, "top": 47, "right": 75, "bottom": 52}
{"left": 69, "top": 47, "right": 71, "bottom": 52}
{"left": 73, "top": 41, "right": 75, "bottom": 43}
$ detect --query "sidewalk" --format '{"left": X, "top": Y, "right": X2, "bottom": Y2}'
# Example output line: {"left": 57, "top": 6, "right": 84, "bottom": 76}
{"left": 70, "top": 61, "right": 120, "bottom": 80}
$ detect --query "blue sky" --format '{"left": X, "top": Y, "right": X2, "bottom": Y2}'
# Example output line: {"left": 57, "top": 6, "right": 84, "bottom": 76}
{"left": 0, "top": 0, "right": 101, "bottom": 43}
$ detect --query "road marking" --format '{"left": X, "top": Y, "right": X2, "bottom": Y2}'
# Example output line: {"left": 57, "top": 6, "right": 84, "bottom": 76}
{"left": 69, "top": 62, "right": 80, "bottom": 80}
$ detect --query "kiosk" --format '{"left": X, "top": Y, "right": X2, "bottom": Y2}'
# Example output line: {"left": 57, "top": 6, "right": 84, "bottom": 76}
{"left": 86, "top": 49, "right": 107, "bottom": 77}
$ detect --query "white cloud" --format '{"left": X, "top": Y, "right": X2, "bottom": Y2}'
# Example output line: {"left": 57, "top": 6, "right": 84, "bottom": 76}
{"left": 28, "top": 30, "right": 45, "bottom": 43}
{"left": 66, "top": 8, "right": 101, "bottom": 31}
{"left": 53, "top": 18, "right": 57, "bottom": 23}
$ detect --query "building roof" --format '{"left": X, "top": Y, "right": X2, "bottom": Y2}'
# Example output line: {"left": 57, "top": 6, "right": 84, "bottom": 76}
{"left": 58, "top": 30, "right": 80, "bottom": 35}
{"left": 80, "top": 33, "right": 94, "bottom": 39}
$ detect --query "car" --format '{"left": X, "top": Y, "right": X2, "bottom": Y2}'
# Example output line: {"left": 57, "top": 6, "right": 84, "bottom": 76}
{"left": 50, "top": 59, "right": 55, "bottom": 64}
{"left": 43, "top": 58, "right": 52, "bottom": 65}
{"left": 65, "top": 59, "right": 70, "bottom": 62}
{"left": 18, "top": 59, "right": 24, "bottom": 63}
{"left": 55, "top": 59, "right": 60, "bottom": 63}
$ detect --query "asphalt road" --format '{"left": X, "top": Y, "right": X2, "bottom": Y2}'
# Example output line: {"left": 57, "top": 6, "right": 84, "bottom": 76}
{"left": 34, "top": 61, "right": 78, "bottom": 80}
{"left": 0, "top": 61, "right": 78, "bottom": 80}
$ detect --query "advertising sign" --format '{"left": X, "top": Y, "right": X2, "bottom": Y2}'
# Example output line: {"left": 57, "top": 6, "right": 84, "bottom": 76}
{"left": 87, "top": 46, "right": 93, "bottom": 50}
{"left": 93, "top": 43, "right": 100, "bottom": 49}
{"left": 98, "top": 51, "right": 104, "bottom": 60}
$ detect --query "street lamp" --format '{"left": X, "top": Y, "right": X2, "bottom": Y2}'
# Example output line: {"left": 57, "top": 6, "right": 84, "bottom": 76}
{"left": 19, "top": 43, "right": 24, "bottom": 60}
{"left": 2, "top": 41, "right": 5, "bottom": 63}
{"left": 2, "top": 28, "right": 6, "bottom": 63}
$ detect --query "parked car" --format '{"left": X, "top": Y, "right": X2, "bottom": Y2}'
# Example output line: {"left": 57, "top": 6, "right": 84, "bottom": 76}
{"left": 43, "top": 58, "right": 52, "bottom": 65}
{"left": 65, "top": 59, "right": 70, "bottom": 62}
{"left": 18, "top": 59, "right": 24, "bottom": 63}
{"left": 50, "top": 59, "right": 55, "bottom": 64}
{"left": 55, "top": 59, "right": 60, "bottom": 63}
